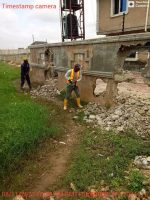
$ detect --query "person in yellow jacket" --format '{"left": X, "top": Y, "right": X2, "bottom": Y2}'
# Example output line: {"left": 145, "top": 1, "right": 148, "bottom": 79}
{"left": 64, "top": 64, "right": 83, "bottom": 110}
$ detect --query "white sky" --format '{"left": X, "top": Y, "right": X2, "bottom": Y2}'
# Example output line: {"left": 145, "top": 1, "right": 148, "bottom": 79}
{"left": 0, "top": 0, "right": 100, "bottom": 49}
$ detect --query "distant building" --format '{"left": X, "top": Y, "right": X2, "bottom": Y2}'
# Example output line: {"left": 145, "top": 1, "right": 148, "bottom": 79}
{"left": 96, "top": 0, "right": 150, "bottom": 35}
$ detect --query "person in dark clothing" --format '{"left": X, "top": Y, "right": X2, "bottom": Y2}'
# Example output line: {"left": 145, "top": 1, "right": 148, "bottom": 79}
{"left": 21, "top": 59, "right": 31, "bottom": 90}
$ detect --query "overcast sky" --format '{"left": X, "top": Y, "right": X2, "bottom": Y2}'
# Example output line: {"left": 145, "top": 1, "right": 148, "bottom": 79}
{"left": 0, "top": 0, "right": 100, "bottom": 49}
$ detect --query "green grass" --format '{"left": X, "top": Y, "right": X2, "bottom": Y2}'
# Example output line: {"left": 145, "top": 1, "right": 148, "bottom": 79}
{"left": 57, "top": 128, "right": 149, "bottom": 199}
{"left": 128, "top": 170, "right": 144, "bottom": 192}
{"left": 0, "top": 62, "right": 60, "bottom": 189}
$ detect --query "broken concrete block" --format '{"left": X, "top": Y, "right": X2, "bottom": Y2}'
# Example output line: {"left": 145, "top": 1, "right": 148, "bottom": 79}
{"left": 13, "top": 196, "right": 25, "bottom": 200}
{"left": 114, "top": 73, "right": 134, "bottom": 83}
{"left": 94, "top": 79, "right": 107, "bottom": 96}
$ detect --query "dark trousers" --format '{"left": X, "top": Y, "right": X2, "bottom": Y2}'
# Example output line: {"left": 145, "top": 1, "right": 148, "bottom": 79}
{"left": 21, "top": 74, "right": 31, "bottom": 89}
{"left": 65, "top": 84, "right": 80, "bottom": 100}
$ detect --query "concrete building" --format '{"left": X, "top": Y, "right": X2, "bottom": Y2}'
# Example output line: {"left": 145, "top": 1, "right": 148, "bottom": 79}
{"left": 0, "top": 48, "right": 30, "bottom": 64}
{"left": 96, "top": 0, "right": 150, "bottom": 35}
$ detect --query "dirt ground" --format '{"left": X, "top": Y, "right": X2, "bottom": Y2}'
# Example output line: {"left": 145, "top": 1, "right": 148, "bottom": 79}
{"left": 29, "top": 121, "right": 83, "bottom": 193}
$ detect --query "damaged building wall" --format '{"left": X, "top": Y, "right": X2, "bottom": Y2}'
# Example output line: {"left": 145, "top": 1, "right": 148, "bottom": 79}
{"left": 29, "top": 40, "right": 118, "bottom": 104}
{"left": 29, "top": 42, "right": 119, "bottom": 74}
{"left": 28, "top": 32, "right": 150, "bottom": 104}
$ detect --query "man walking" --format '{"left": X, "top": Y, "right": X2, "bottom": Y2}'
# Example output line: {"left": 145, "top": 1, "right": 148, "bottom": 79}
{"left": 21, "top": 59, "right": 31, "bottom": 90}
{"left": 64, "top": 64, "right": 83, "bottom": 110}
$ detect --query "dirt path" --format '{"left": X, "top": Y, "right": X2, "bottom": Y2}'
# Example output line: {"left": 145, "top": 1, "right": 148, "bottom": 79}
{"left": 30, "top": 120, "right": 82, "bottom": 192}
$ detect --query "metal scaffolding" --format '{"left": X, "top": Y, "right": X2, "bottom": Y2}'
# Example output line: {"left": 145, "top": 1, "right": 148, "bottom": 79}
{"left": 60, "top": 0, "right": 85, "bottom": 42}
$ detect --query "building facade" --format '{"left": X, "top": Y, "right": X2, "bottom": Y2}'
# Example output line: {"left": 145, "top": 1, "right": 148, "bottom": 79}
{"left": 96, "top": 0, "right": 150, "bottom": 35}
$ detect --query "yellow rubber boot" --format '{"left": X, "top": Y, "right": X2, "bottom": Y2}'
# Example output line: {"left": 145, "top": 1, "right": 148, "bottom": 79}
{"left": 76, "top": 97, "right": 83, "bottom": 108}
{"left": 64, "top": 99, "right": 68, "bottom": 110}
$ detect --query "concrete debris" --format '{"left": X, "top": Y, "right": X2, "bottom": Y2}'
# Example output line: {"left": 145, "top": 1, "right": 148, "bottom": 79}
{"left": 90, "top": 189, "right": 97, "bottom": 197}
{"left": 73, "top": 116, "right": 78, "bottom": 120}
{"left": 100, "top": 186, "right": 110, "bottom": 192}
{"left": 30, "top": 78, "right": 58, "bottom": 100}
{"left": 94, "top": 78, "right": 107, "bottom": 96}
{"left": 89, "top": 115, "right": 96, "bottom": 119}
{"left": 30, "top": 78, "right": 150, "bottom": 137}
{"left": 13, "top": 196, "right": 25, "bottom": 200}
{"left": 134, "top": 156, "right": 150, "bottom": 169}
{"left": 82, "top": 93, "right": 150, "bottom": 137}
{"left": 70, "top": 182, "right": 77, "bottom": 191}
{"left": 49, "top": 197, "right": 55, "bottom": 200}
{"left": 59, "top": 141, "right": 66, "bottom": 145}
{"left": 114, "top": 71, "right": 134, "bottom": 83}
{"left": 139, "top": 188, "right": 147, "bottom": 197}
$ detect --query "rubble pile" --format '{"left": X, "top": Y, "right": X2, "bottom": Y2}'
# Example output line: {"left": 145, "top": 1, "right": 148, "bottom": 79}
{"left": 134, "top": 156, "right": 150, "bottom": 169}
{"left": 82, "top": 93, "right": 150, "bottom": 137}
{"left": 30, "top": 78, "right": 150, "bottom": 137}
{"left": 30, "top": 79, "right": 58, "bottom": 100}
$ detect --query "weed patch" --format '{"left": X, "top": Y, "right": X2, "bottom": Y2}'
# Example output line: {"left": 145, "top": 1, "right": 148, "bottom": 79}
{"left": 61, "top": 128, "right": 149, "bottom": 196}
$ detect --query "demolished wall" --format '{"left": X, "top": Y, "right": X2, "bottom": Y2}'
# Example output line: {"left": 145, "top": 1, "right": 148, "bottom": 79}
{"left": 28, "top": 32, "right": 150, "bottom": 104}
